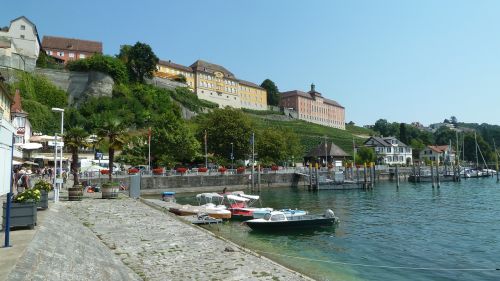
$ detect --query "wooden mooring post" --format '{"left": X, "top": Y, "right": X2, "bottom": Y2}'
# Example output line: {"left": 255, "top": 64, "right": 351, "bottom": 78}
{"left": 430, "top": 161, "right": 435, "bottom": 188}
{"left": 436, "top": 162, "right": 440, "bottom": 188}
{"left": 395, "top": 164, "right": 400, "bottom": 188}
{"left": 257, "top": 164, "right": 261, "bottom": 192}
{"left": 315, "top": 163, "right": 320, "bottom": 190}
{"left": 308, "top": 165, "right": 313, "bottom": 190}
{"left": 363, "top": 163, "right": 368, "bottom": 189}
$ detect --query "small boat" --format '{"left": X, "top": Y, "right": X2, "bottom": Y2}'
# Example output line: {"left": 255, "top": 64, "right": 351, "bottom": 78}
{"left": 245, "top": 209, "right": 339, "bottom": 231}
{"left": 226, "top": 194, "right": 272, "bottom": 220}
{"left": 252, "top": 208, "right": 308, "bottom": 219}
{"left": 195, "top": 193, "right": 232, "bottom": 219}
{"left": 162, "top": 191, "right": 176, "bottom": 202}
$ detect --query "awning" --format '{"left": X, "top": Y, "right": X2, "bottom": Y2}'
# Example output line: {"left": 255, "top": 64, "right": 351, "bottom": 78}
{"left": 30, "top": 135, "right": 62, "bottom": 142}
{"left": 16, "top": 142, "right": 43, "bottom": 150}
{"left": 23, "top": 161, "right": 39, "bottom": 166}
{"left": 13, "top": 160, "right": 22, "bottom": 165}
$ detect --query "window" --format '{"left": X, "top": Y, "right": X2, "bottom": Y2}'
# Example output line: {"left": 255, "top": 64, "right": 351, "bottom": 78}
{"left": 69, "top": 53, "right": 75, "bottom": 58}
{"left": 387, "top": 156, "right": 392, "bottom": 162}
{"left": 20, "top": 25, "right": 26, "bottom": 30}
{"left": 20, "top": 35, "right": 25, "bottom": 39}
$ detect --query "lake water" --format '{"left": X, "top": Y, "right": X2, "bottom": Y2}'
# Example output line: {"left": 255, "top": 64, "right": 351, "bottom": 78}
{"left": 173, "top": 178, "right": 500, "bottom": 281}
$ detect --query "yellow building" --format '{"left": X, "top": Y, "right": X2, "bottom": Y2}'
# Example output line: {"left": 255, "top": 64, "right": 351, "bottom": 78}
{"left": 156, "top": 59, "right": 267, "bottom": 110}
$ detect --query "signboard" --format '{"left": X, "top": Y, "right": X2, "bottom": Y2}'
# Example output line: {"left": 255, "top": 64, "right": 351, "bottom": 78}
{"left": 48, "top": 141, "right": 64, "bottom": 147}
{"left": 95, "top": 152, "right": 103, "bottom": 160}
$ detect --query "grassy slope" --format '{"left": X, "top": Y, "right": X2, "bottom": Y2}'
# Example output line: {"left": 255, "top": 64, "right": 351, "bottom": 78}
{"left": 249, "top": 115, "right": 374, "bottom": 155}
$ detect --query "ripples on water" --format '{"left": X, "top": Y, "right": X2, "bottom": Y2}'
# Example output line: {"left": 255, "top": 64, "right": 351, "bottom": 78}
{"left": 174, "top": 178, "right": 500, "bottom": 281}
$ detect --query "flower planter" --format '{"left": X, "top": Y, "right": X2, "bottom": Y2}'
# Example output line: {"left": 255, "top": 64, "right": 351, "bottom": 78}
{"left": 2, "top": 202, "right": 37, "bottom": 230}
{"left": 36, "top": 190, "right": 49, "bottom": 209}
{"left": 102, "top": 183, "right": 119, "bottom": 199}
{"left": 68, "top": 186, "right": 83, "bottom": 201}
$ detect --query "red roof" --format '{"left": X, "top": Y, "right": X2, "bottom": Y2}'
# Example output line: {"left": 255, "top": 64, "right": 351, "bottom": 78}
{"left": 42, "top": 35, "right": 102, "bottom": 53}
{"left": 428, "top": 145, "right": 449, "bottom": 153}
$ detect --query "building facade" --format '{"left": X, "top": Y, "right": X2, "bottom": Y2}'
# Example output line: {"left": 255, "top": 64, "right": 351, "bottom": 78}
{"left": 363, "top": 136, "right": 413, "bottom": 165}
{"left": 419, "top": 145, "right": 455, "bottom": 164}
{"left": 41, "top": 36, "right": 102, "bottom": 63}
{"left": 0, "top": 77, "right": 14, "bottom": 196}
{"left": 280, "top": 84, "right": 345, "bottom": 129}
{"left": 0, "top": 16, "right": 41, "bottom": 72}
{"left": 155, "top": 59, "right": 267, "bottom": 110}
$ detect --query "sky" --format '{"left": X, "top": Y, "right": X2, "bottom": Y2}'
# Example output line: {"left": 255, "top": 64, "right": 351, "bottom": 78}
{"left": 3, "top": 0, "right": 500, "bottom": 126}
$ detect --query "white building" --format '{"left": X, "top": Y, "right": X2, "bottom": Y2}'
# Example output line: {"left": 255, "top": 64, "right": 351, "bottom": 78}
{"left": 363, "top": 136, "right": 413, "bottom": 165}
{"left": 0, "top": 77, "right": 14, "bottom": 196}
{"left": 0, "top": 16, "right": 41, "bottom": 72}
{"left": 419, "top": 145, "right": 455, "bottom": 164}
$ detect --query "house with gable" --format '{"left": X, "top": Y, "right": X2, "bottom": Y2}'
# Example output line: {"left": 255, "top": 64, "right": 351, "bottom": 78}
{"left": 363, "top": 136, "right": 412, "bottom": 165}
{"left": 0, "top": 16, "right": 41, "bottom": 72}
{"left": 419, "top": 145, "right": 455, "bottom": 164}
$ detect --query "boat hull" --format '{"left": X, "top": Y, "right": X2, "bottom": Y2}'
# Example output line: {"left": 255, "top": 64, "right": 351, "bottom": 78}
{"left": 246, "top": 216, "right": 336, "bottom": 231}
{"left": 169, "top": 207, "right": 231, "bottom": 219}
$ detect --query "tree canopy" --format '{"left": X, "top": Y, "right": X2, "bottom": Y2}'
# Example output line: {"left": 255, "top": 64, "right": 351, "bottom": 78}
{"left": 118, "top": 42, "right": 159, "bottom": 83}
{"left": 260, "top": 79, "right": 280, "bottom": 106}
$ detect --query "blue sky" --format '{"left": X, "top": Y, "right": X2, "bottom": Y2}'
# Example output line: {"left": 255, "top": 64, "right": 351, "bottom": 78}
{"left": 3, "top": 0, "right": 500, "bottom": 126}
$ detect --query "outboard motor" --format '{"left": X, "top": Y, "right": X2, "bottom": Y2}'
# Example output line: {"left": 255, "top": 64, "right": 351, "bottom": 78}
{"left": 324, "top": 209, "right": 335, "bottom": 218}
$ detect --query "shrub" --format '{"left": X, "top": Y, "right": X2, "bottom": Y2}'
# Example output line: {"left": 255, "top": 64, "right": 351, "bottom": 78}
{"left": 67, "top": 54, "right": 128, "bottom": 83}
{"left": 14, "top": 189, "right": 41, "bottom": 203}
{"left": 33, "top": 180, "right": 53, "bottom": 192}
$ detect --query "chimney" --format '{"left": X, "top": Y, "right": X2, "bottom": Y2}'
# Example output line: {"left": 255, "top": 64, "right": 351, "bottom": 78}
{"left": 311, "top": 83, "right": 315, "bottom": 92}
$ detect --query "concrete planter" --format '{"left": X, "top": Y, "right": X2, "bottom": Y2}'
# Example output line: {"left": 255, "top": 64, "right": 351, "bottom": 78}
{"left": 2, "top": 202, "right": 37, "bottom": 230}
{"left": 36, "top": 190, "right": 49, "bottom": 209}
{"left": 68, "top": 186, "right": 83, "bottom": 201}
{"left": 102, "top": 183, "right": 119, "bottom": 199}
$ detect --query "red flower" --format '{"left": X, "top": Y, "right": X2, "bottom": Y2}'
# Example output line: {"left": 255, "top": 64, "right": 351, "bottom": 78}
{"left": 218, "top": 167, "right": 227, "bottom": 174}
{"left": 236, "top": 167, "right": 246, "bottom": 174}
{"left": 152, "top": 168, "right": 164, "bottom": 175}
{"left": 198, "top": 167, "right": 208, "bottom": 173}
{"left": 176, "top": 167, "right": 187, "bottom": 174}
{"left": 128, "top": 168, "right": 139, "bottom": 174}
{"left": 100, "top": 169, "right": 110, "bottom": 175}
{"left": 271, "top": 165, "right": 279, "bottom": 171}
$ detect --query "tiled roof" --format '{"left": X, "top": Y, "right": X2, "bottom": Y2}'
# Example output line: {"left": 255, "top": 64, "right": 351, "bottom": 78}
{"left": 427, "top": 145, "right": 450, "bottom": 153}
{"left": 364, "top": 136, "right": 409, "bottom": 147}
{"left": 306, "top": 142, "right": 350, "bottom": 158}
{"left": 190, "top": 59, "right": 235, "bottom": 78}
{"left": 158, "top": 60, "right": 193, "bottom": 72}
{"left": 281, "top": 90, "right": 344, "bottom": 108}
{"left": 238, "top": 79, "right": 264, "bottom": 89}
{"left": 42, "top": 36, "right": 102, "bottom": 53}
{"left": 10, "top": 89, "right": 25, "bottom": 114}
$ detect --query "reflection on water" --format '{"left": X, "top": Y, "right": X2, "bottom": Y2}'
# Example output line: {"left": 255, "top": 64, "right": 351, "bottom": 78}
{"left": 160, "top": 178, "right": 500, "bottom": 281}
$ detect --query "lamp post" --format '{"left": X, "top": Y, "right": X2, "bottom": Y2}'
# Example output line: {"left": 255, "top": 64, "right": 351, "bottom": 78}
{"left": 51, "top": 107, "right": 64, "bottom": 202}
{"left": 230, "top": 142, "right": 234, "bottom": 171}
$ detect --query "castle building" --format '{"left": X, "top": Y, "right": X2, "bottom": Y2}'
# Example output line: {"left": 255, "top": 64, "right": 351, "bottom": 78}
{"left": 280, "top": 84, "right": 345, "bottom": 129}
{"left": 156, "top": 59, "right": 267, "bottom": 110}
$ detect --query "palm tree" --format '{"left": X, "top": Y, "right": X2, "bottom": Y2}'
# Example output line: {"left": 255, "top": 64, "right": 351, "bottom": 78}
{"left": 97, "top": 117, "right": 127, "bottom": 181}
{"left": 64, "top": 127, "right": 89, "bottom": 186}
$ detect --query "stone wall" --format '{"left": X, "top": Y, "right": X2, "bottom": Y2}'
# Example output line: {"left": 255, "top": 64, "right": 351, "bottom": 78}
{"left": 35, "top": 68, "right": 114, "bottom": 104}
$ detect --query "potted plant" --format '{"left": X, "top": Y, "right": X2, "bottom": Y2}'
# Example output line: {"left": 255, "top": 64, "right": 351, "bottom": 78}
{"left": 176, "top": 167, "right": 187, "bottom": 175}
{"left": 33, "top": 180, "right": 53, "bottom": 209}
{"left": 219, "top": 167, "right": 227, "bottom": 174}
{"left": 2, "top": 189, "right": 40, "bottom": 230}
{"left": 64, "top": 127, "right": 89, "bottom": 201}
{"left": 101, "top": 182, "right": 120, "bottom": 199}
{"left": 152, "top": 167, "right": 164, "bottom": 175}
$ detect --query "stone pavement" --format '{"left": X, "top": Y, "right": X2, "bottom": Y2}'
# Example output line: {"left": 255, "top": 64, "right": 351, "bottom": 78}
{"left": 2, "top": 192, "right": 313, "bottom": 281}
{"left": 4, "top": 202, "right": 140, "bottom": 281}
{"left": 67, "top": 197, "right": 312, "bottom": 281}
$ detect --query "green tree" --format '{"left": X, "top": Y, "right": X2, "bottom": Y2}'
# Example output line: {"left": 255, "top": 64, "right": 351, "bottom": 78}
{"left": 64, "top": 127, "right": 89, "bottom": 185}
{"left": 399, "top": 123, "right": 408, "bottom": 144}
{"left": 195, "top": 108, "right": 253, "bottom": 163}
{"left": 355, "top": 147, "right": 376, "bottom": 164}
{"left": 434, "top": 126, "right": 456, "bottom": 145}
{"left": 66, "top": 54, "right": 128, "bottom": 83}
{"left": 118, "top": 42, "right": 159, "bottom": 83}
{"left": 410, "top": 139, "right": 425, "bottom": 160}
{"left": 96, "top": 115, "right": 127, "bottom": 180}
{"left": 260, "top": 79, "right": 280, "bottom": 106}
{"left": 151, "top": 112, "right": 200, "bottom": 166}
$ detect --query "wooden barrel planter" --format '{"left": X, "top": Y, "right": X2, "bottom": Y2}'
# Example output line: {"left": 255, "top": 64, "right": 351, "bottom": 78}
{"left": 36, "top": 190, "right": 49, "bottom": 209}
{"left": 101, "top": 182, "right": 119, "bottom": 199}
{"left": 68, "top": 186, "right": 83, "bottom": 201}
{"left": 2, "top": 202, "right": 37, "bottom": 230}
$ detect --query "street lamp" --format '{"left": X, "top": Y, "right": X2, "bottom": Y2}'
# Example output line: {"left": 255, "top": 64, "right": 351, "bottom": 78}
{"left": 51, "top": 107, "right": 64, "bottom": 202}
{"left": 230, "top": 142, "right": 234, "bottom": 170}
